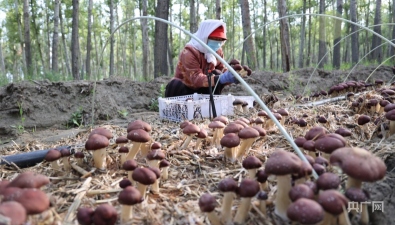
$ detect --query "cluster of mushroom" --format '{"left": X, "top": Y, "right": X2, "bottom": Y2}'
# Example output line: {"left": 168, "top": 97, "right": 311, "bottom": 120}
{"left": 229, "top": 59, "right": 252, "bottom": 78}
{"left": 0, "top": 171, "right": 51, "bottom": 225}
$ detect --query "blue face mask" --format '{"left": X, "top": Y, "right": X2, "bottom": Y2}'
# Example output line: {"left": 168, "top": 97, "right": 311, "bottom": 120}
{"left": 207, "top": 39, "right": 222, "bottom": 52}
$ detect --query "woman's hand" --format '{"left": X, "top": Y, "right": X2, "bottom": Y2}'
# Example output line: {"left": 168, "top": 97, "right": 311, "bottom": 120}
{"left": 219, "top": 71, "right": 240, "bottom": 84}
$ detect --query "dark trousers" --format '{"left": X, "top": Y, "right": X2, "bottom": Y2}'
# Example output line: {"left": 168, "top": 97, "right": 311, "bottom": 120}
{"left": 165, "top": 78, "right": 225, "bottom": 98}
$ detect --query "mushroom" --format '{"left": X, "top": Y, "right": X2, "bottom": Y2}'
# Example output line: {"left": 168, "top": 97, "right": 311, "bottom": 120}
{"left": 303, "top": 140, "right": 317, "bottom": 159}
{"left": 314, "top": 134, "right": 346, "bottom": 161}
{"left": 330, "top": 147, "right": 386, "bottom": 189}
{"left": 305, "top": 126, "right": 328, "bottom": 140}
{"left": 385, "top": 109, "right": 395, "bottom": 136}
{"left": 236, "top": 127, "right": 259, "bottom": 160}
{"left": 213, "top": 115, "right": 229, "bottom": 125}
{"left": 7, "top": 171, "right": 49, "bottom": 189}
{"left": 122, "top": 160, "right": 138, "bottom": 182}
{"left": 315, "top": 156, "right": 329, "bottom": 167}
{"left": 119, "top": 178, "right": 132, "bottom": 189}
{"left": 357, "top": 114, "right": 371, "bottom": 132}
{"left": 265, "top": 150, "right": 302, "bottom": 220}
{"left": 74, "top": 151, "right": 85, "bottom": 167}
{"left": 209, "top": 121, "right": 225, "bottom": 149}
{"left": 126, "top": 129, "right": 151, "bottom": 160}
{"left": 313, "top": 163, "right": 326, "bottom": 175}
{"left": 220, "top": 133, "right": 240, "bottom": 163}
{"left": 85, "top": 134, "right": 109, "bottom": 170}
{"left": 379, "top": 100, "right": 390, "bottom": 114}
{"left": 289, "top": 184, "right": 314, "bottom": 202}
{"left": 294, "top": 137, "right": 307, "bottom": 153}
{"left": 195, "top": 129, "right": 208, "bottom": 150}
{"left": 292, "top": 161, "right": 312, "bottom": 185}
{"left": 60, "top": 148, "right": 71, "bottom": 171}
{"left": 199, "top": 193, "right": 221, "bottom": 225}
{"left": 335, "top": 128, "right": 352, "bottom": 139}
{"left": 147, "top": 166, "right": 162, "bottom": 195}
{"left": 233, "top": 99, "right": 244, "bottom": 112}
{"left": 179, "top": 120, "right": 191, "bottom": 140}
{"left": 127, "top": 120, "right": 152, "bottom": 133}
{"left": 44, "top": 149, "right": 62, "bottom": 170}
{"left": 256, "top": 169, "right": 269, "bottom": 191}
{"left": 3, "top": 188, "right": 50, "bottom": 215}
{"left": 318, "top": 190, "right": 349, "bottom": 225}
{"left": 146, "top": 150, "right": 165, "bottom": 169}
{"left": 367, "top": 99, "right": 379, "bottom": 114}
{"left": 223, "top": 123, "right": 244, "bottom": 135}
{"left": 218, "top": 178, "right": 238, "bottom": 225}
{"left": 233, "top": 179, "right": 260, "bottom": 224}
{"left": 277, "top": 108, "right": 289, "bottom": 126}
{"left": 287, "top": 198, "right": 324, "bottom": 225}
{"left": 254, "top": 117, "right": 265, "bottom": 128}
{"left": 116, "top": 136, "right": 128, "bottom": 148}
{"left": 89, "top": 127, "right": 113, "bottom": 139}
{"left": 92, "top": 204, "right": 117, "bottom": 225}
{"left": 118, "top": 186, "right": 143, "bottom": 223}
{"left": 242, "top": 156, "right": 262, "bottom": 179}
{"left": 132, "top": 167, "right": 157, "bottom": 200}
{"left": 345, "top": 188, "right": 370, "bottom": 225}
{"left": 257, "top": 191, "right": 268, "bottom": 216}
{"left": 375, "top": 79, "right": 383, "bottom": 88}
{"left": 316, "top": 172, "right": 341, "bottom": 191}
{"left": 0, "top": 201, "right": 27, "bottom": 225}
{"left": 242, "top": 101, "right": 249, "bottom": 113}
{"left": 119, "top": 146, "right": 129, "bottom": 166}
{"left": 77, "top": 208, "right": 94, "bottom": 225}
{"left": 258, "top": 111, "right": 268, "bottom": 120}
{"left": 181, "top": 124, "right": 200, "bottom": 149}
{"left": 159, "top": 160, "right": 170, "bottom": 181}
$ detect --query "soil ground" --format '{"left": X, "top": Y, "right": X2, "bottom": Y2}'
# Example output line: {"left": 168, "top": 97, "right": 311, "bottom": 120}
{"left": 1, "top": 65, "right": 395, "bottom": 224}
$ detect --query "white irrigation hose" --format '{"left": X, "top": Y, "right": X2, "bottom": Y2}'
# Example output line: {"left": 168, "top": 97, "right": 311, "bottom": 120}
{"left": 95, "top": 16, "right": 318, "bottom": 179}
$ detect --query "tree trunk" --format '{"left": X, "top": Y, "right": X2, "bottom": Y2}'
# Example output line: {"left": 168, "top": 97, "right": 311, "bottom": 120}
{"left": 269, "top": 30, "right": 273, "bottom": 70}
{"left": 318, "top": 0, "right": 327, "bottom": 68}
{"left": 298, "top": 0, "right": 306, "bottom": 68}
{"left": 93, "top": 19, "right": 100, "bottom": 79}
{"left": 240, "top": 0, "right": 257, "bottom": 69}
{"left": 59, "top": 5, "right": 72, "bottom": 76}
{"left": 109, "top": 0, "right": 114, "bottom": 77}
{"left": 71, "top": 0, "right": 80, "bottom": 80}
{"left": 52, "top": 0, "right": 60, "bottom": 73}
{"left": 370, "top": 0, "right": 382, "bottom": 63}
{"left": 350, "top": 0, "right": 358, "bottom": 63}
{"left": 252, "top": 0, "right": 259, "bottom": 69}
{"left": 168, "top": 12, "right": 175, "bottom": 74}
{"left": 123, "top": 24, "right": 128, "bottom": 77}
{"left": 277, "top": 0, "right": 291, "bottom": 72}
{"left": 85, "top": 0, "right": 93, "bottom": 79}
{"left": 262, "top": 0, "right": 267, "bottom": 68}
{"left": 14, "top": 0, "right": 27, "bottom": 75}
{"left": 190, "top": 0, "right": 197, "bottom": 33}
{"left": 333, "top": 0, "right": 343, "bottom": 69}
{"left": 216, "top": 0, "right": 221, "bottom": 20}
{"left": 391, "top": 0, "right": 395, "bottom": 56}
{"left": 45, "top": 0, "right": 51, "bottom": 70}
{"left": 305, "top": 0, "right": 312, "bottom": 66}
{"left": 364, "top": 0, "right": 370, "bottom": 56}
{"left": 154, "top": 0, "right": 170, "bottom": 78}
{"left": 141, "top": 0, "right": 150, "bottom": 78}
{"left": 31, "top": 0, "right": 45, "bottom": 72}
{"left": 196, "top": 0, "right": 200, "bottom": 25}
{"left": 0, "top": 40, "right": 5, "bottom": 74}
{"left": 23, "top": 0, "right": 32, "bottom": 75}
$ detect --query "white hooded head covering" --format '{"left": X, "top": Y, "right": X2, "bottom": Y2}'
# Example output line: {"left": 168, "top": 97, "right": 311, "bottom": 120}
{"left": 187, "top": 20, "right": 227, "bottom": 66}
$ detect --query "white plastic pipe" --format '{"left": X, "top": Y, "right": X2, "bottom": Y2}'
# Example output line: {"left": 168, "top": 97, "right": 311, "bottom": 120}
{"left": 95, "top": 16, "right": 318, "bottom": 179}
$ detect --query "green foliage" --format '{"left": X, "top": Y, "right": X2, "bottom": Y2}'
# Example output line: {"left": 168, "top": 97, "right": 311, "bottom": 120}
{"left": 10, "top": 101, "right": 25, "bottom": 134}
{"left": 66, "top": 107, "right": 84, "bottom": 128}
{"left": 118, "top": 109, "right": 129, "bottom": 118}
{"left": 149, "top": 84, "right": 166, "bottom": 112}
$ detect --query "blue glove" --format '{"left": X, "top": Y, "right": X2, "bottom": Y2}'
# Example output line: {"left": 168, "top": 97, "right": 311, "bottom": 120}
{"left": 219, "top": 71, "right": 240, "bottom": 84}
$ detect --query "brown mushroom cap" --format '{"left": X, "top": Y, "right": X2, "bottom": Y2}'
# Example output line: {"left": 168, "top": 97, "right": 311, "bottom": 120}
{"left": 293, "top": 161, "right": 313, "bottom": 179}
{"left": 132, "top": 168, "right": 157, "bottom": 185}
{"left": 118, "top": 186, "right": 143, "bottom": 205}
{"left": 127, "top": 129, "right": 151, "bottom": 143}
{"left": 298, "top": 119, "right": 307, "bottom": 127}
{"left": 277, "top": 109, "right": 289, "bottom": 116}
{"left": 380, "top": 100, "right": 390, "bottom": 107}
{"left": 304, "top": 180, "right": 318, "bottom": 194}
{"left": 330, "top": 147, "right": 386, "bottom": 182}
{"left": 265, "top": 150, "right": 302, "bottom": 175}
{"left": 237, "top": 179, "right": 260, "bottom": 198}
{"left": 119, "top": 178, "right": 132, "bottom": 189}
{"left": 122, "top": 160, "right": 138, "bottom": 171}
{"left": 238, "top": 127, "right": 259, "bottom": 139}
{"left": 289, "top": 184, "right": 315, "bottom": 201}
{"left": 151, "top": 142, "right": 162, "bottom": 150}
{"left": 44, "top": 149, "right": 62, "bottom": 162}
{"left": 85, "top": 134, "right": 110, "bottom": 150}
{"left": 251, "top": 125, "right": 267, "bottom": 137}
{"left": 127, "top": 120, "right": 152, "bottom": 133}
{"left": 92, "top": 204, "right": 118, "bottom": 225}
{"left": 237, "top": 117, "right": 251, "bottom": 124}
{"left": 198, "top": 193, "right": 217, "bottom": 212}
{"left": 213, "top": 116, "right": 229, "bottom": 125}
{"left": 316, "top": 173, "right": 341, "bottom": 190}
{"left": 232, "top": 120, "right": 249, "bottom": 128}
{"left": 287, "top": 198, "right": 324, "bottom": 224}
{"left": 0, "top": 180, "right": 10, "bottom": 194}
{"left": 77, "top": 207, "right": 94, "bottom": 225}
{"left": 318, "top": 116, "right": 327, "bottom": 123}
{"left": 119, "top": 146, "right": 129, "bottom": 154}
{"left": 196, "top": 129, "right": 208, "bottom": 138}
{"left": 229, "top": 59, "right": 240, "bottom": 65}
{"left": 294, "top": 137, "right": 307, "bottom": 148}
{"left": 242, "top": 156, "right": 263, "bottom": 170}
{"left": 304, "top": 154, "right": 315, "bottom": 166}
{"left": 273, "top": 113, "right": 282, "bottom": 121}
{"left": 254, "top": 117, "right": 265, "bottom": 125}
{"left": 146, "top": 150, "right": 165, "bottom": 161}
{"left": 315, "top": 156, "right": 329, "bottom": 166}
{"left": 4, "top": 188, "right": 50, "bottom": 215}
{"left": 256, "top": 169, "right": 268, "bottom": 183}
{"left": 182, "top": 124, "right": 200, "bottom": 135}
{"left": 0, "top": 201, "right": 27, "bottom": 225}
{"left": 89, "top": 127, "right": 113, "bottom": 139}
{"left": 218, "top": 178, "right": 238, "bottom": 193}
{"left": 7, "top": 171, "right": 49, "bottom": 189}
{"left": 303, "top": 140, "right": 316, "bottom": 152}
{"left": 208, "top": 121, "right": 226, "bottom": 130}
{"left": 258, "top": 111, "right": 268, "bottom": 118}
{"left": 75, "top": 151, "right": 85, "bottom": 159}
{"left": 314, "top": 135, "right": 346, "bottom": 154}
{"left": 358, "top": 115, "right": 371, "bottom": 125}
{"left": 345, "top": 188, "right": 369, "bottom": 203}
{"left": 223, "top": 123, "right": 244, "bottom": 134}
{"left": 116, "top": 136, "right": 128, "bottom": 144}
{"left": 385, "top": 109, "right": 395, "bottom": 120}
{"left": 148, "top": 167, "right": 161, "bottom": 179}
{"left": 313, "top": 163, "right": 326, "bottom": 175}
{"left": 305, "top": 127, "right": 328, "bottom": 140}
{"left": 220, "top": 133, "right": 240, "bottom": 148}
{"left": 159, "top": 160, "right": 170, "bottom": 168}
{"left": 335, "top": 128, "right": 352, "bottom": 137}
{"left": 180, "top": 121, "right": 191, "bottom": 129}
{"left": 384, "top": 103, "right": 395, "bottom": 112}
{"left": 233, "top": 99, "right": 244, "bottom": 106}
{"left": 60, "top": 148, "right": 71, "bottom": 157}
{"left": 318, "top": 190, "right": 348, "bottom": 215}
{"left": 257, "top": 191, "right": 268, "bottom": 200}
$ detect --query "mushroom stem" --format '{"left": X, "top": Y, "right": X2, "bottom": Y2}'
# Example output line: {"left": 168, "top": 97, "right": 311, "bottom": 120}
{"left": 120, "top": 153, "right": 127, "bottom": 166}
{"left": 360, "top": 204, "right": 369, "bottom": 225}
{"left": 220, "top": 192, "right": 235, "bottom": 224}
{"left": 338, "top": 206, "right": 352, "bottom": 225}
{"left": 294, "top": 177, "right": 306, "bottom": 185}
{"left": 236, "top": 105, "right": 243, "bottom": 112}
{"left": 195, "top": 138, "right": 203, "bottom": 150}
{"left": 62, "top": 157, "right": 71, "bottom": 171}
{"left": 206, "top": 211, "right": 222, "bottom": 225}
{"left": 259, "top": 200, "right": 267, "bottom": 216}
{"left": 147, "top": 160, "right": 160, "bottom": 168}
{"left": 260, "top": 182, "right": 268, "bottom": 191}
{"left": 161, "top": 167, "right": 169, "bottom": 180}
{"left": 127, "top": 171, "right": 134, "bottom": 183}
{"left": 92, "top": 148, "right": 106, "bottom": 170}
{"left": 321, "top": 212, "right": 336, "bottom": 225}
{"left": 379, "top": 107, "right": 385, "bottom": 114}
{"left": 274, "top": 174, "right": 292, "bottom": 221}
{"left": 136, "top": 183, "right": 148, "bottom": 200}
{"left": 308, "top": 151, "right": 316, "bottom": 159}
{"left": 248, "top": 169, "right": 258, "bottom": 180}
{"left": 234, "top": 197, "right": 252, "bottom": 224}
{"left": 151, "top": 179, "right": 160, "bottom": 194}
{"left": 126, "top": 143, "right": 142, "bottom": 161}
{"left": 121, "top": 205, "right": 133, "bottom": 224}
{"left": 140, "top": 143, "right": 150, "bottom": 158}
{"left": 76, "top": 158, "right": 84, "bottom": 167}
{"left": 345, "top": 177, "right": 362, "bottom": 189}
{"left": 390, "top": 120, "right": 395, "bottom": 136}
{"left": 236, "top": 138, "right": 256, "bottom": 160}
{"left": 182, "top": 135, "right": 194, "bottom": 149}
{"left": 51, "top": 161, "right": 60, "bottom": 170}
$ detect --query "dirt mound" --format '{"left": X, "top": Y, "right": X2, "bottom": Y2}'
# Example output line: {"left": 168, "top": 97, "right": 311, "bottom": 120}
{"left": 0, "top": 65, "right": 393, "bottom": 138}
